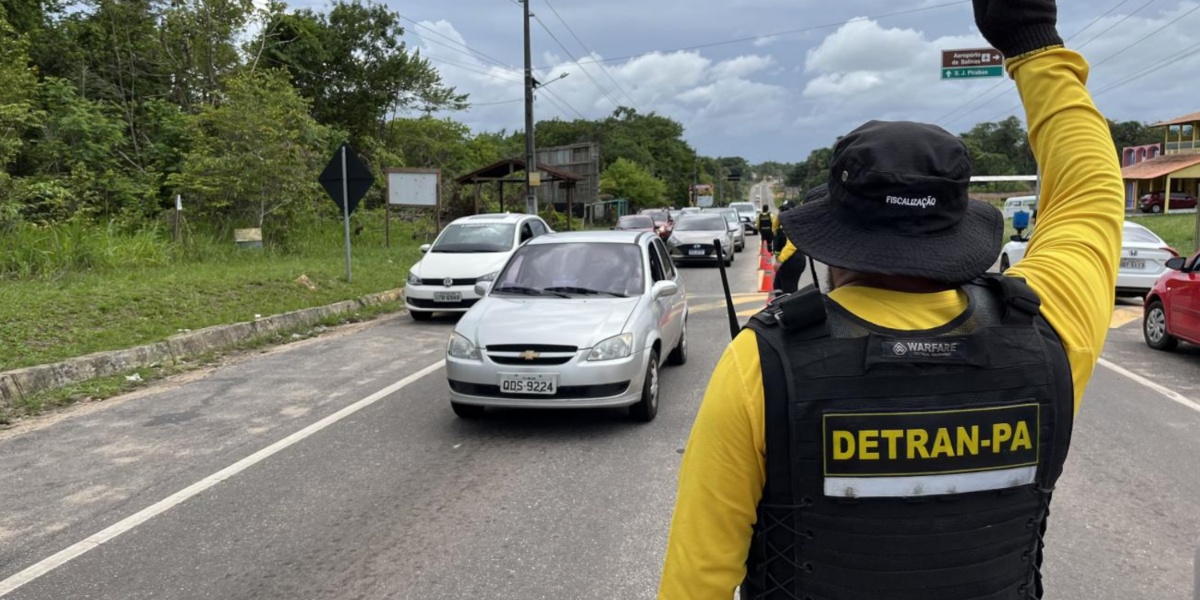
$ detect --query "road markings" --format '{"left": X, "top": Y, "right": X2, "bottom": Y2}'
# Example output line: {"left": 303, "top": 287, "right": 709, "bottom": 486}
{"left": 0, "top": 359, "right": 447, "bottom": 598}
{"left": 1110, "top": 307, "right": 1142, "bottom": 329}
{"left": 689, "top": 296, "right": 767, "bottom": 314}
{"left": 1098, "top": 357, "right": 1200, "bottom": 415}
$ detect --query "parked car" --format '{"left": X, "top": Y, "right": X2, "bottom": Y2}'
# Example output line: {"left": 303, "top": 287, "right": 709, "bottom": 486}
{"left": 614, "top": 215, "right": 656, "bottom": 233}
{"left": 1138, "top": 191, "right": 1198, "bottom": 214}
{"left": 1000, "top": 220, "right": 1178, "bottom": 296}
{"left": 1144, "top": 251, "right": 1200, "bottom": 351}
{"left": 668, "top": 214, "right": 735, "bottom": 266}
{"left": 445, "top": 231, "right": 688, "bottom": 421}
{"left": 704, "top": 207, "right": 746, "bottom": 252}
{"left": 639, "top": 209, "right": 674, "bottom": 239}
{"left": 1002, "top": 196, "right": 1037, "bottom": 219}
{"left": 729, "top": 201, "right": 759, "bottom": 234}
{"left": 405, "top": 213, "right": 552, "bottom": 321}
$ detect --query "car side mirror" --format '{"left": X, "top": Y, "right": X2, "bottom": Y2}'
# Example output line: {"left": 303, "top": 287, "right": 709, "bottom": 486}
{"left": 1167, "top": 256, "right": 1187, "bottom": 271}
{"left": 652, "top": 280, "right": 679, "bottom": 299}
{"left": 419, "top": 244, "right": 431, "bottom": 253}
{"left": 474, "top": 281, "right": 493, "bottom": 296}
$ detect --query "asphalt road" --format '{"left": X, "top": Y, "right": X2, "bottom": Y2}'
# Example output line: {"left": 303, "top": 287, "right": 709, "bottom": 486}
{"left": 2, "top": 223, "right": 1199, "bottom": 599}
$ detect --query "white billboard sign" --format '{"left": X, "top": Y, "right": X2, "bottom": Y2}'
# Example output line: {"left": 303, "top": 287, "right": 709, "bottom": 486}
{"left": 386, "top": 168, "right": 440, "bottom": 207}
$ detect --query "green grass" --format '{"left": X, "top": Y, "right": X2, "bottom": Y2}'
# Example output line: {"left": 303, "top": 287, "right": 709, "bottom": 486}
{"left": 0, "top": 213, "right": 423, "bottom": 371}
{"left": 1130, "top": 213, "right": 1198, "bottom": 254}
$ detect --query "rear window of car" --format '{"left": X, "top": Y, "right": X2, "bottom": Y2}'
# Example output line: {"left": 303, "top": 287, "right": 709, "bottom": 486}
{"left": 617, "top": 216, "right": 655, "bottom": 229}
{"left": 431, "top": 223, "right": 515, "bottom": 253}
{"left": 1123, "top": 224, "right": 1163, "bottom": 245}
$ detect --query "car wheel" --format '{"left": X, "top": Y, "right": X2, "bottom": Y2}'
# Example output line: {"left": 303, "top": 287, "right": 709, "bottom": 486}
{"left": 667, "top": 318, "right": 688, "bottom": 366}
{"left": 629, "top": 351, "right": 660, "bottom": 422}
{"left": 1144, "top": 301, "right": 1178, "bottom": 351}
{"left": 1151, "top": 204, "right": 1163, "bottom": 214}
{"left": 411, "top": 310, "right": 433, "bottom": 321}
{"left": 451, "top": 402, "right": 486, "bottom": 419}
{"left": 999, "top": 254, "right": 1010, "bottom": 273}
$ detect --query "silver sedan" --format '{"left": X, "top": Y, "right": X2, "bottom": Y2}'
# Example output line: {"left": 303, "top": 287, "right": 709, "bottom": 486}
{"left": 444, "top": 231, "right": 689, "bottom": 422}
{"left": 667, "top": 214, "right": 735, "bottom": 266}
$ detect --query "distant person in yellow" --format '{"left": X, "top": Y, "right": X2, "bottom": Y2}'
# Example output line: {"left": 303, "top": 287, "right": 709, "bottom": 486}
{"left": 658, "top": 0, "right": 1124, "bottom": 598}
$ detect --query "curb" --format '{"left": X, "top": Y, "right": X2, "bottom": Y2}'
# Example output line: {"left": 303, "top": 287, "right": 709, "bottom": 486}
{"left": 0, "top": 289, "right": 405, "bottom": 410}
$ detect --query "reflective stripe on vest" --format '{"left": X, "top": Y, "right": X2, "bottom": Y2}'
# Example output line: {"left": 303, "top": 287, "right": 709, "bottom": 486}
{"left": 741, "top": 277, "right": 1075, "bottom": 600}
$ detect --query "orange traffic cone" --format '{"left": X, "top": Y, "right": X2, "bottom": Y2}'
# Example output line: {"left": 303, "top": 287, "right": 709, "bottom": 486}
{"left": 759, "top": 261, "right": 775, "bottom": 293}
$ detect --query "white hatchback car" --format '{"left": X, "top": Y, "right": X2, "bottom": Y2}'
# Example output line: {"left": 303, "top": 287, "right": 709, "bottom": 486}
{"left": 405, "top": 214, "right": 552, "bottom": 320}
{"left": 1000, "top": 220, "right": 1178, "bottom": 296}
{"left": 445, "top": 231, "right": 688, "bottom": 422}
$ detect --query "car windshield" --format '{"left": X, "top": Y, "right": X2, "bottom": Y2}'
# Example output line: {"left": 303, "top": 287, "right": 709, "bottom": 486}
{"left": 617, "top": 216, "right": 655, "bottom": 229}
{"left": 730, "top": 203, "right": 755, "bottom": 213}
{"left": 674, "top": 216, "right": 727, "bottom": 231}
{"left": 1123, "top": 224, "right": 1163, "bottom": 244}
{"left": 431, "top": 223, "right": 515, "bottom": 253}
{"left": 493, "top": 243, "right": 645, "bottom": 298}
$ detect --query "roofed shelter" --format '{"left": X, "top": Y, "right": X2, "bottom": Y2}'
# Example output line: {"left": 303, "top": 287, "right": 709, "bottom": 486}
{"left": 455, "top": 158, "right": 584, "bottom": 229}
{"left": 1121, "top": 111, "right": 1200, "bottom": 214}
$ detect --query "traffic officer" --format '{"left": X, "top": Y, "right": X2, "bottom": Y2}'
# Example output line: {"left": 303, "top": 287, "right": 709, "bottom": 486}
{"left": 659, "top": 0, "right": 1124, "bottom": 598}
{"left": 770, "top": 200, "right": 795, "bottom": 259}
{"left": 758, "top": 207, "right": 775, "bottom": 251}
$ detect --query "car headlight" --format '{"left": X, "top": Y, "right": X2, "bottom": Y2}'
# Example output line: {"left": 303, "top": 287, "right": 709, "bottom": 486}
{"left": 407, "top": 271, "right": 421, "bottom": 285}
{"left": 447, "top": 332, "right": 480, "bottom": 360}
{"left": 477, "top": 271, "right": 499, "bottom": 282}
{"left": 588, "top": 333, "right": 633, "bottom": 362}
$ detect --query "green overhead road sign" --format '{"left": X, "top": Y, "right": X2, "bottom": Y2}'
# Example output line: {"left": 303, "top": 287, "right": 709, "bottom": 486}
{"left": 941, "top": 48, "right": 1004, "bottom": 80}
{"left": 942, "top": 66, "right": 1004, "bottom": 80}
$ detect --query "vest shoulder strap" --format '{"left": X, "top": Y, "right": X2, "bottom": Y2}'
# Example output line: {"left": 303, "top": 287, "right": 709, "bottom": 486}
{"left": 974, "top": 274, "right": 1043, "bottom": 326}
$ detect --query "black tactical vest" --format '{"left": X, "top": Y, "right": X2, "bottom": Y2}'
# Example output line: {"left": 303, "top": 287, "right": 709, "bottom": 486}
{"left": 741, "top": 276, "right": 1074, "bottom": 600}
{"left": 759, "top": 213, "right": 774, "bottom": 230}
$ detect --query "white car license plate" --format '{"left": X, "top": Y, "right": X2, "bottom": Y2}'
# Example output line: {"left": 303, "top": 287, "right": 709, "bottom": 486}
{"left": 433, "top": 291, "right": 462, "bottom": 303}
{"left": 1120, "top": 258, "right": 1146, "bottom": 270}
{"left": 499, "top": 373, "right": 558, "bottom": 395}
{"left": 688, "top": 249, "right": 706, "bottom": 256}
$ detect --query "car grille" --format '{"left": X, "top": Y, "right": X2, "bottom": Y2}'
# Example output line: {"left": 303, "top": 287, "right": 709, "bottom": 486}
{"left": 449, "top": 381, "right": 630, "bottom": 400}
{"left": 486, "top": 344, "right": 578, "bottom": 353}
{"left": 420, "top": 277, "right": 477, "bottom": 286}
{"left": 406, "top": 298, "right": 480, "bottom": 310}
{"left": 488, "top": 355, "right": 574, "bottom": 366}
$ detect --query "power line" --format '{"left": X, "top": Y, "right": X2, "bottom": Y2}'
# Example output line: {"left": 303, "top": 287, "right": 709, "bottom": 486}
{"left": 1093, "top": 39, "right": 1200, "bottom": 97}
{"left": 1090, "top": 2, "right": 1200, "bottom": 68}
{"left": 938, "top": 0, "right": 1135, "bottom": 127}
{"left": 470, "top": 96, "right": 526, "bottom": 106}
{"left": 397, "top": 14, "right": 511, "bottom": 68}
{"left": 537, "top": 0, "right": 970, "bottom": 68}
{"left": 424, "top": 55, "right": 523, "bottom": 84}
{"left": 1075, "top": 0, "right": 1158, "bottom": 49}
{"left": 539, "top": 86, "right": 586, "bottom": 119}
{"left": 532, "top": 13, "right": 624, "bottom": 109}
{"left": 541, "top": 0, "right": 639, "bottom": 109}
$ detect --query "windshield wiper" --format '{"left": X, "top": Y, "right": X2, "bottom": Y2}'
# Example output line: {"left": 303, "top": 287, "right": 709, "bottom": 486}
{"left": 543, "top": 286, "right": 628, "bottom": 298}
{"left": 493, "top": 285, "right": 572, "bottom": 299}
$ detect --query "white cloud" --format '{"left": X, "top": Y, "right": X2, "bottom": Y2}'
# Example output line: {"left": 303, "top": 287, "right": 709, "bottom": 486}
{"left": 710, "top": 55, "right": 775, "bottom": 80}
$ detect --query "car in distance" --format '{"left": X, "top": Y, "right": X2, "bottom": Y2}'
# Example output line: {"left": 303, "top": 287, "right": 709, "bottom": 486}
{"left": 405, "top": 213, "right": 552, "bottom": 321}
{"left": 638, "top": 209, "right": 674, "bottom": 240}
{"left": 668, "top": 213, "right": 734, "bottom": 266}
{"left": 1143, "top": 250, "right": 1200, "bottom": 351}
{"left": 615, "top": 214, "right": 657, "bottom": 233}
{"left": 729, "top": 201, "right": 759, "bottom": 234}
{"left": 445, "top": 231, "right": 688, "bottom": 422}
{"left": 1138, "top": 191, "right": 1198, "bottom": 214}
{"left": 704, "top": 207, "right": 745, "bottom": 252}
{"left": 1000, "top": 220, "right": 1177, "bottom": 296}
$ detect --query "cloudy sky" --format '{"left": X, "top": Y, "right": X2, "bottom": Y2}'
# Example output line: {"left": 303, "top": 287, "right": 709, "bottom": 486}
{"left": 358, "top": 0, "right": 1200, "bottom": 163}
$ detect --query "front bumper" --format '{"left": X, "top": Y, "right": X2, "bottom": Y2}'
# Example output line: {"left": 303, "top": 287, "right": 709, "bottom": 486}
{"left": 669, "top": 243, "right": 724, "bottom": 262}
{"left": 404, "top": 283, "right": 482, "bottom": 313}
{"left": 446, "top": 350, "right": 648, "bottom": 409}
{"left": 1116, "top": 271, "right": 1165, "bottom": 295}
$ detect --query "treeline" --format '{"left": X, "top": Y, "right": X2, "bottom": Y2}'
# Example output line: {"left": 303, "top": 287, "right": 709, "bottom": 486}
{"left": 783, "top": 116, "right": 1164, "bottom": 191}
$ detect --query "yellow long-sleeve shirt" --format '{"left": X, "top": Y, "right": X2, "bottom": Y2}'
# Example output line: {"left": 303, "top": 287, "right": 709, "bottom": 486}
{"left": 659, "top": 48, "right": 1124, "bottom": 599}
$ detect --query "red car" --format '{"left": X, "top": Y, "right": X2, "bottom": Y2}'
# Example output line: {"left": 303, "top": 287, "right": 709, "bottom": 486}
{"left": 614, "top": 214, "right": 657, "bottom": 233}
{"left": 1144, "top": 251, "right": 1200, "bottom": 350}
{"left": 1138, "top": 191, "right": 1197, "bottom": 214}
{"left": 638, "top": 209, "right": 674, "bottom": 240}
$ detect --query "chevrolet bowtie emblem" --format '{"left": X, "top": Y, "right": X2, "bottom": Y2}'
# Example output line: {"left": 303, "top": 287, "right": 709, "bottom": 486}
{"left": 519, "top": 350, "right": 541, "bottom": 360}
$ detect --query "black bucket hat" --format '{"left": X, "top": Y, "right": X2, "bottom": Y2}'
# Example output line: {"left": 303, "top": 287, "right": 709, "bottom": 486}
{"left": 781, "top": 120, "right": 1003, "bottom": 283}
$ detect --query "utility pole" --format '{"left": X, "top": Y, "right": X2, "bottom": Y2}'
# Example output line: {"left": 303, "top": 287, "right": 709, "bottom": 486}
{"left": 523, "top": 0, "right": 538, "bottom": 215}
{"left": 692, "top": 161, "right": 698, "bottom": 208}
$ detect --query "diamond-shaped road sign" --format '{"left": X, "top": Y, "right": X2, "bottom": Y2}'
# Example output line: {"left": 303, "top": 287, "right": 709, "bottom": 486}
{"left": 319, "top": 144, "right": 375, "bottom": 216}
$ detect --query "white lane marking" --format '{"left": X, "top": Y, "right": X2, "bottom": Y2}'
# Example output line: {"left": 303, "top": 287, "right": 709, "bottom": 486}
{"left": 1098, "top": 357, "right": 1200, "bottom": 415}
{"left": 0, "top": 359, "right": 447, "bottom": 597}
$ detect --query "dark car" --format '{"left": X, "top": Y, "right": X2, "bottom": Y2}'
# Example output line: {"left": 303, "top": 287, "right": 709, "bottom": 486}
{"left": 1138, "top": 191, "right": 1197, "bottom": 214}
{"left": 639, "top": 209, "right": 674, "bottom": 240}
{"left": 614, "top": 215, "right": 657, "bottom": 233}
{"left": 1144, "top": 250, "right": 1200, "bottom": 350}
